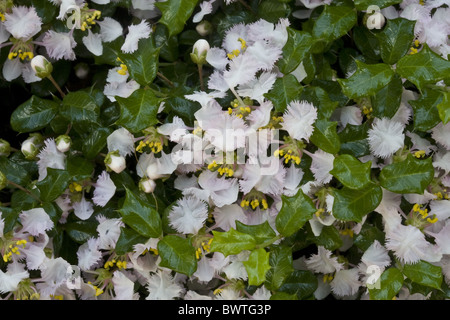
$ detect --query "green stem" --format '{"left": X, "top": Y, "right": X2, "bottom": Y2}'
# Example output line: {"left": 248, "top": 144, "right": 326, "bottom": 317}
{"left": 47, "top": 74, "right": 65, "bottom": 99}
{"left": 198, "top": 63, "right": 204, "bottom": 91}
{"left": 157, "top": 71, "right": 174, "bottom": 87}
{"left": 7, "top": 180, "right": 42, "bottom": 203}
{"left": 255, "top": 234, "right": 284, "bottom": 249}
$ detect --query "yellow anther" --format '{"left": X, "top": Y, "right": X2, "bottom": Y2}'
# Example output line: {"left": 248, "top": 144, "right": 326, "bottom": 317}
{"left": 410, "top": 47, "right": 418, "bottom": 55}
{"left": 414, "top": 150, "right": 426, "bottom": 158}
{"left": 427, "top": 217, "right": 438, "bottom": 224}
{"left": 261, "top": 199, "right": 268, "bottom": 210}
{"left": 413, "top": 203, "right": 421, "bottom": 212}
{"left": 238, "top": 37, "right": 247, "bottom": 49}
{"left": 149, "top": 248, "right": 159, "bottom": 255}
{"left": 414, "top": 40, "right": 420, "bottom": 47}
{"left": 0, "top": 13, "right": 5, "bottom": 22}
{"left": 245, "top": 106, "right": 251, "bottom": 113}
{"left": 227, "top": 169, "right": 234, "bottom": 177}
{"left": 228, "top": 107, "right": 233, "bottom": 114}
{"left": 315, "top": 208, "right": 325, "bottom": 217}
{"left": 213, "top": 288, "right": 223, "bottom": 295}
{"left": 274, "top": 149, "right": 280, "bottom": 157}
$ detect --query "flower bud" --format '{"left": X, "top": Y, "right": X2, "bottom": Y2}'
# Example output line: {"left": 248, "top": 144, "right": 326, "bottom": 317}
{"left": 30, "top": 55, "right": 53, "bottom": 78}
{"left": 190, "top": 39, "right": 210, "bottom": 65}
{"left": 55, "top": 135, "right": 72, "bottom": 153}
{"left": 74, "top": 62, "right": 90, "bottom": 79}
{"left": 139, "top": 177, "right": 156, "bottom": 193}
{"left": 196, "top": 20, "right": 212, "bottom": 37}
{"left": 0, "top": 171, "right": 7, "bottom": 191}
{"left": 365, "top": 12, "right": 386, "bottom": 30}
{"left": 0, "top": 139, "right": 11, "bottom": 157}
{"left": 21, "top": 133, "right": 43, "bottom": 160}
{"left": 104, "top": 151, "right": 126, "bottom": 174}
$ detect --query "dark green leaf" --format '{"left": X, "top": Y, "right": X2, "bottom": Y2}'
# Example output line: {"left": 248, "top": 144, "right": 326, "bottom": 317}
{"left": 11, "top": 96, "right": 59, "bottom": 133}
{"left": 278, "top": 270, "right": 318, "bottom": 300}
{"left": 66, "top": 156, "right": 94, "bottom": 181}
{"left": 36, "top": 168, "right": 71, "bottom": 202}
{"left": 157, "top": 235, "right": 197, "bottom": 276}
{"left": 115, "top": 89, "right": 162, "bottom": 134}
{"left": 396, "top": 45, "right": 450, "bottom": 90}
{"left": 330, "top": 154, "right": 372, "bottom": 189}
{"left": 235, "top": 220, "right": 276, "bottom": 245}
{"left": 60, "top": 91, "right": 100, "bottom": 124}
{"left": 265, "top": 246, "right": 294, "bottom": 291}
{"left": 65, "top": 220, "right": 98, "bottom": 244}
{"left": 276, "top": 188, "right": 316, "bottom": 237}
{"left": 379, "top": 154, "right": 434, "bottom": 194}
{"left": 371, "top": 74, "right": 403, "bottom": 118}
{"left": 368, "top": 268, "right": 404, "bottom": 300}
{"left": 312, "top": 5, "right": 357, "bottom": 42}
{"left": 264, "top": 74, "right": 302, "bottom": 113}
{"left": 279, "top": 28, "right": 313, "bottom": 74}
{"left": 115, "top": 227, "right": 149, "bottom": 256}
{"left": 354, "top": 0, "right": 401, "bottom": 10}
{"left": 155, "top": 0, "right": 200, "bottom": 37}
{"left": 118, "top": 188, "right": 162, "bottom": 238}
{"left": 437, "top": 91, "right": 450, "bottom": 124}
{"left": 376, "top": 18, "right": 416, "bottom": 65}
{"left": 310, "top": 120, "right": 341, "bottom": 154}
{"left": 332, "top": 182, "right": 382, "bottom": 222}
{"left": 402, "top": 260, "right": 442, "bottom": 290}
{"left": 0, "top": 157, "right": 31, "bottom": 186}
{"left": 258, "top": 0, "right": 291, "bottom": 23}
{"left": 409, "top": 88, "right": 443, "bottom": 131}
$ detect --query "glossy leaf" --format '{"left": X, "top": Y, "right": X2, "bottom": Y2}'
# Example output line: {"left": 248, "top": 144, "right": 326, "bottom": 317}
{"left": 11, "top": 96, "right": 59, "bottom": 133}
{"left": 437, "top": 91, "right": 450, "bottom": 124}
{"left": 379, "top": 154, "right": 434, "bottom": 194}
{"left": 157, "top": 235, "right": 197, "bottom": 276}
{"left": 155, "top": 0, "right": 200, "bottom": 37}
{"left": 276, "top": 188, "right": 316, "bottom": 237}
{"left": 330, "top": 154, "right": 372, "bottom": 189}
{"left": 312, "top": 5, "right": 357, "bottom": 42}
{"left": 210, "top": 228, "right": 256, "bottom": 257}
{"left": 279, "top": 28, "right": 313, "bottom": 74}
{"left": 264, "top": 74, "right": 302, "bottom": 113}
{"left": 243, "top": 248, "right": 271, "bottom": 286}
{"left": 36, "top": 168, "right": 71, "bottom": 202}
{"left": 235, "top": 220, "right": 277, "bottom": 245}
{"left": 409, "top": 88, "right": 443, "bottom": 131}
{"left": 265, "top": 246, "right": 294, "bottom": 291}
{"left": 332, "top": 182, "right": 382, "bottom": 222}
{"left": 369, "top": 268, "right": 404, "bottom": 300}
{"left": 278, "top": 270, "right": 318, "bottom": 300}
{"left": 353, "top": 0, "right": 401, "bottom": 10}
{"left": 310, "top": 120, "right": 341, "bottom": 154}
{"left": 402, "top": 260, "right": 442, "bottom": 290}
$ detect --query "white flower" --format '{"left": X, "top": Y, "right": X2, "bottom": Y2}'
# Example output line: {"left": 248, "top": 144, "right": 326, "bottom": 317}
{"left": 112, "top": 271, "right": 139, "bottom": 300}
{"left": 282, "top": 100, "right": 318, "bottom": 142}
{"left": 330, "top": 269, "right": 361, "bottom": 297}
{"left": 82, "top": 29, "right": 103, "bottom": 56}
{"left": 105, "top": 152, "right": 126, "bottom": 174}
{"left": 297, "top": 0, "right": 332, "bottom": 9}
{"left": 203, "top": 112, "right": 248, "bottom": 152}
{"left": 139, "top": 178, "right": 156, "bottom": 194}
{"left": 43, "top": 30, "right": 77, "bottom": 61}
{"left": 19, "top": 208, "right": 54, "bottom": 236}
{"left": 107, "top": 127, "right": 135, "bottom": 157}
{"left": 193, "top": 255, "right": 216, "bottom": 283}
{"left": 157, "top": 116, "right": 189, "bottom": 143}
{"left": 97, "top": 17, "right": 123, "bottom": 42}
{"left": 4, "top": 6, "right": 42, "bottom": 40}
{"left": 368, "top": 117, "right": 405, "bottom": 159}
{"left": 2, "top": 58, "right": 22, "bottom": 81}
{"left": 335, "top": 106, "right": 363, "bottom": 128}
{"left": 304, "top": 149, "right": 335, "bottom": 185}
{"left": 121, "top": 20, "right": 151, "bottom": 53}
{"left": 237, "top": 72, "right": 277, "bottom": 106}
{"left": 77, "top": 238, "right": 102, "bottom": 271}
{"left": 429, "top": 199, "right": 450, "bottom": 221}
{"left": 305, "top": 246, "right": 344, "bottom": 274}
{"left": 433, "top": 150, "right": 450, "bottom": 175}
{"left": 239, "top": 157, "right": 286, "bottom": 196}
{"left": 39, "top": 257, "right": 70, "bottom": 295}
{"left": 283, "top": 163, "right": 304, "bottom": 196}
{"left": 360, "top": 240, "right": 391, "bottom": 268}
{"left": 96, "top": 215, "right": 124, "bottom": 250}
{"left": 223, "top": 53, "right": 261, "bottom": 89}
{"left": 385, "top": 224, "right": 441, "bottom": 264}
{"left": 93, "top": 171, "right": 116, "bottom": 207}
{"left": 205, "top": 47, "right": 229, "bottom": 70}
{"left": 406, "top": 131, "right": 437, "bottom": 155}
{"left": 37, "top": 138, "right": 66, "bottom": 181}
{"left": 193, "top": 0, "right": 215, "bottom": 23}
{"left": 168, "top": 196, "right": 208, "bottom": 234}
{"left": 103, "top": 67, "right": 140, "bottom": 102}
{"left": 212, "top": 204, "right": 247, "bottom": 231}
{"left": 428, "top": 220, "right": 450, "bottom": 255}
{"left": 146, "top": 269, "right": 184, "bottom": 300}
{"left": 145, "top": 151, "right": 178, "bottom": 180}
{"left": 73, "top": 195, "right": 94, "bottom": 220}
{"left": 0, "top": 261, "right": 29, "bottom": 294}
{"left": 20, "top": 233, "right": 49, "bottom": 270}
{"left": 222, "top": 251, "right": 250, "bottom": 280}
{"left": 431, "top": 122, "right": 450, "bottom": 150}
{"left": 132, "top": 0, "right": 156, "bottom": 10}
{"left": 0, "top": 212, "right": 4, "bottom": 238}
{"left": 196, "top": 170, "right": 240, "bottom": 207}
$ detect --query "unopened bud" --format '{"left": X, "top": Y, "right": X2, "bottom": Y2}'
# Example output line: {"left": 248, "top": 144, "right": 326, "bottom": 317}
{"left": 21, "top": 133, "right": 43, "bottom": 160}
{"left": 30, "top": 55, "right": 53, "bottom": 78}
{"left": 104, "top": 151, "right": 126, "bottom": 174}
{"left": 196, "top": 20, "right": 212, "bottom": 37}
{"left": 55, "top": 135, "right": 72, "bottom": 153}
{"left": 0, "top": 139, "right": 11, "bottom": 157}
{"left": 190, "top": 39, "right": 210, "bottom": 65}
{"left": 74, "top": 62, "right": 89, "bottom": 79}
{"left": 139, "top": 177, "right": 156, "bottom": 193}
{"left": 365, "top": 12, "right": 386, "bottom": 30}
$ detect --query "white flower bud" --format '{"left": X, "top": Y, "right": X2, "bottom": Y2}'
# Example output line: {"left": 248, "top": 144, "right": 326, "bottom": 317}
{"left": 196, "top": 21, "right": 212, "bottom": 36}
{"left": 30, "top": 55, "right": 53, "bottom": 78}
{"left": 105, "top": 151, "right": 126, "bottom": 174}
{"left": 55, "top": 135, "right": 72, "bottom": 153}
{"left": 139, "top": 178, "right": 156, "bottom": 193}
{"left": 191, "top": 39, "right": 210, "bottom": 65}
{"left": 21, "top": 133, "right": 43, "bottom": 160}
{"left": 366, "top": 12, "right": 386, "bottom": 30}
{"left": 0, "top": 139, "right": 11, "bottom": 157}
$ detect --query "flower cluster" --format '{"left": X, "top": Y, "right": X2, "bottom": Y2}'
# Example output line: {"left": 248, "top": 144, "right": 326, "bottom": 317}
{"left": 1, "top": 0, "right": 450, "bottom": 301}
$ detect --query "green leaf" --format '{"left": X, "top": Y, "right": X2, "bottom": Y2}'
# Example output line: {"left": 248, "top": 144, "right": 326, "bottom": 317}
{"left": 115, "top": 227, "right": 149, "bottom": 256}
{"left": 309, "top": 225, "right": 343, "bottom": 251}
{"left": 243, "top": 248, "right": 271, "bottom": 286}
{"left": 115, "top": 89, "right": 162, "bottom": 134}
{"left": 354, "top": 224, "right": 385, "bottom": 251}
{"left": 118, "top": 188, "right": 162, "bottom": 238}
{"left": 36, "top": 168, "right": 71, "bottom": 202}
{"left": 264, "top": 74, "right": 302, "bottom": 113}
{"left": 309, "top": 120, "right": 341, "bottom": 154}
{"left": 65, "top": 220, "right": 98, "bottom": 244}
{"left": 379, "top": 154, "right": 434, "bottom": 194}
{"left": 369, "top": 268, "right": 404, "bottom": 300}
{"left": 66, "top": 156, "right": 94, "bottom": 181}
{"left": 402, "top": 260, "right": 442, "bottom": 290}
{"left": 118, "top": 38, "right": 160, "bottom": 86}
{"left": 258, "top": 0, "right": 291, "bottom": 23}
{"left": 376, "top": 18, "right": 416, "bottom": 65}
{"left": 371, "top": 74, "right": 403, "bottom": 119}
{"left": 210, "top": 228, "right": 256, "bottom": 257}
{"left": 60, "top": 91, "right": 100, "bottom": 124}
{"left": 330, "top": 154, "right": 372, "bottom": 189}
{"left": 338, "top": 122, "right": 371, "bottom": 158}
{"left": 278, "top": 28, "right": 313, "bottom": 75}
{"left": 82, "top": 127, "right": 112, "bottom": 160}
{"left": 338, "top": 61, "right": 394, "bottom": 99}
{"left": 353, "top": 26, "right": 381, "bottom": 61}
{"left": 278, "top": 270, "right": 318, "bottom": 300}
{"left": 10, "top": 96, "right": 59, "bottom": 133}
{"left": 157, "top": 235, "right": 197, "bottom": 276}
{"left": 409, "top": 88, "right": 443, "bottom": 131}
{"left": 276, "top": 188, "right": 316, "bottom": 237}
{"left": 437, "top": 91, "right": 450, "bottom": 124}
{"left": 396, "top": 45, "right": 450, "bottom": 90}
{"left": 332, "top": 182, "right": 382, "bottom": 222}
{"left": 265, "top": 246, "right": 294, "bottom": 291}
{"left": 298, "top": 86, "right": 339, "bottom": 120}
{"left": 0, "top": 157, "right": 31, "bottom": 186}
{"left": 155, "top": 0, "right": 199, "bottom": 37}
{"left": 312, "top": 5, "right": 357, "bottom": 42}
{"left": 235, "top": 221, "right": 276, "bottom": 245}
{"left": 353, "top": 0, "right": 401, "bottom": 10}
